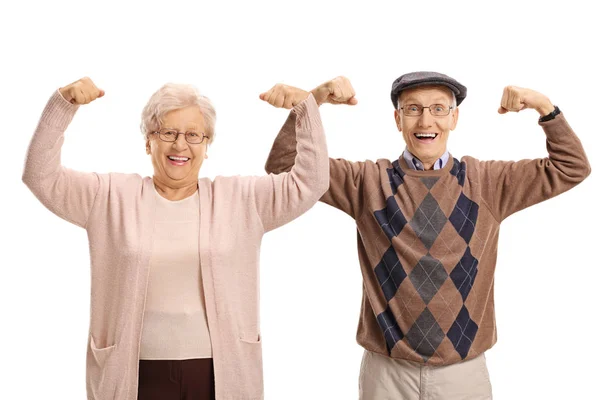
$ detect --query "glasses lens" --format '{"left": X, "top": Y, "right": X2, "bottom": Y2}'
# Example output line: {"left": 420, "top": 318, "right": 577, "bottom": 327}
{"left": 431, "top": 104, "right": 450, "bottom": 116}
{"left": 185, "top": 132, "right": 204, "bottom": 144}
{"left": 159, "top": 129, "right": 177, "bottom": 142}
{"left": 404, "top": 104, "right": 422, "bottom": 116}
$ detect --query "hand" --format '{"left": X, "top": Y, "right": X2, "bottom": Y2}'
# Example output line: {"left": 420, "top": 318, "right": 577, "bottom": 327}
{"left": 59, "top": 77, "right": 105, "bottom": 105}
{"left": 259, "top": 84, "right": 310, "bottom": 109}
{"left": 310, "top": 76, "right": 358, "bottom": 106}
{"left": 498, "top": 86, "right": 554, "bottom": 116}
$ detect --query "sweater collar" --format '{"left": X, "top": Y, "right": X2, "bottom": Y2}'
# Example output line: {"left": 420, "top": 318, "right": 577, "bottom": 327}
{"left": 402, "top": 148, "right": 450, "bottom": 171}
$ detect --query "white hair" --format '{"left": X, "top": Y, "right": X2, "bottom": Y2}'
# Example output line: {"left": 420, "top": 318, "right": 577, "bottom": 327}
{"left": 397, "top": 85, "right": 457, "bottom": 110}
{"left": 140, "top": 83, "right": 217, "bottom": 144}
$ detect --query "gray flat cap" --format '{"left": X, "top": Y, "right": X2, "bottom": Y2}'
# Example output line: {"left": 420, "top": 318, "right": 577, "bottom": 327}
{"left": 391, "top": 71, "right": 467, "bottom": 109}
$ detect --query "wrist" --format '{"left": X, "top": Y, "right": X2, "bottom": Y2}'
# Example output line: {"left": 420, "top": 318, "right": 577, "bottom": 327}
{"left": 309, "top": 88, "right": 322, "bottom": 105}
{"left": 538, "top": 105, "right": 561, "bottom": 123}
{"left": 535, "top": 99, "right": 554, "bottom": 116}
{"left": 58, "top": 87, "right": 74, "bottom": 103}
{"left": 310, "top": 82, "right": 332, "bottom": 106}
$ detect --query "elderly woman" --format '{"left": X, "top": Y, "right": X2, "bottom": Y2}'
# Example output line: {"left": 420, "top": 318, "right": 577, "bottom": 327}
{"left": 22, "top": 77, "right": 328, "bottom": 400}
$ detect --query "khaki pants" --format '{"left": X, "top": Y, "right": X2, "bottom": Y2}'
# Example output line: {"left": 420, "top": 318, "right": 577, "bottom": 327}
{"left": 359, "top": 350, "right": 492, "bottom": 400}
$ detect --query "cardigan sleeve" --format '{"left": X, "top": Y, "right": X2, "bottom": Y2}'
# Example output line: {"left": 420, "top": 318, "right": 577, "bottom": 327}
{"left": 264, "top": 104, "right": 367, "bottom": 220}
{"left": 22, "top": 90, "right": 100, "bottom": 229}
{"left": 477, "top": 113, "right": 591, "bottom": 222}
{"left": 253, "top": 94, "right": 329, "bottom": 232}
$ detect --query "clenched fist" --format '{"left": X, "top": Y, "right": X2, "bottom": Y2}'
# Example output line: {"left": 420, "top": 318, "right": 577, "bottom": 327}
{"left": 311, "top": 76, "right": 358, "bottom": 106}
{"left": 498, "top": 86, "right": 554, "bottom": 116}
{"left": 259, "top": 84, "right": 310, "bottom": 109}
{"left": 59, "top": 77, "right": 105, "bottom": 105}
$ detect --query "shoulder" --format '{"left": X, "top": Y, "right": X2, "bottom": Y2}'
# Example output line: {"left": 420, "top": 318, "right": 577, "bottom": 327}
{"left": 459, "top": 155, "right": 507, "bottom": 175}
{"left": 458, "top": 155, "right": 484, "bottom": 174}
{"left": 89, "top": 173, "right": 146, "bottom": 201}
{"left": 460, "top": 155, "right": 482, "bottom": 164}
{"left": 100, "top": 172, "right": 144, "bottom": 187}
{"left": 375, "top": 158, "right": 394, "bottom": 168}
{"left": 331, "top": 157, "right": 387, "bottom": 170}
{"left": 210, "top": 174, "right": 257, "bottom": 194}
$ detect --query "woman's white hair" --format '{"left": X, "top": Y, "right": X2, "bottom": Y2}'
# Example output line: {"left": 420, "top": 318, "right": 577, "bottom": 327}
{"left": 140, "top": 83, "right": 216, "bottom": 144}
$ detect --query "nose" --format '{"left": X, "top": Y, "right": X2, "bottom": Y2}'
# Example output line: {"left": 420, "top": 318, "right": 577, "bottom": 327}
{"left": 172, "top": 134, "right": 189, "bottom": 151}
{"left": 418, "top": 108, "right": 434, "bottom": 128}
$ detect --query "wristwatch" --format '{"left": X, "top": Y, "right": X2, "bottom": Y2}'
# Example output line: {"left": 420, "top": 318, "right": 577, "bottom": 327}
{"left": 539, "top": 106, "right": 561, "bottom": 123}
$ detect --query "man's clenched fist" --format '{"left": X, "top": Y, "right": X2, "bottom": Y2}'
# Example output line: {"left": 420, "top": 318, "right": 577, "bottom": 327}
{"left": 498, "top": 86, "right": 554, "bottom": 116}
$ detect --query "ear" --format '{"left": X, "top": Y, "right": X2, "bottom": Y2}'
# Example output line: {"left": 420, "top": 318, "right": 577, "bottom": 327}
{"left": 394, "top": 109, "right": 403, "bottom": 132}
{"left": 146, "top": 138, "right": 151, "bottom": 155}
{"left": 450, "top": 107, "right": 459, "bottom": 131}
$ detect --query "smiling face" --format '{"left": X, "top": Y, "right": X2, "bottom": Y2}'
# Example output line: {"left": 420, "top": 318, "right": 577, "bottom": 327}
{"left": 146, "top": 105, "right": 208, "bottom": 188}
{"left": 394, "top": 86, "right": 459, "bottom": 169}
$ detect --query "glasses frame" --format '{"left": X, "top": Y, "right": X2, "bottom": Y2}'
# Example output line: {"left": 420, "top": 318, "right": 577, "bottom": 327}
{"left": 400, "top": 104, "right": 454, "bottom": 117}
{"left": 152, "top": 128, "right": 210, "bottom": 144}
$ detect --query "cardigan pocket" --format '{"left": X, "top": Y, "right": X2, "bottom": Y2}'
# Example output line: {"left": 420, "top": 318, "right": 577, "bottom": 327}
{"left": 239, "top": 333, "right": 261, "bottom": 344}
{"left": 237, "top": 334, "right": 264, "bottom": 397}
{"left": 86, "top": 334, "right": 118, "bottom": 398}
{"left": 89, "top": 334, "right": 117, "bottom": 362}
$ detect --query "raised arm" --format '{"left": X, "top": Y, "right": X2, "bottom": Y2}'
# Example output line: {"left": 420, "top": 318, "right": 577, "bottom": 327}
{"left": 22, "top": 77, "right": 105, "bottom": 228}
{"left": 249, "top": 84, "right": 328, "bottom": 232}
{"left": 263, "top": 77, "right": 369, "bottom": 219}
{"left": 479, "top": 86, "right": 591, "bottom": 221}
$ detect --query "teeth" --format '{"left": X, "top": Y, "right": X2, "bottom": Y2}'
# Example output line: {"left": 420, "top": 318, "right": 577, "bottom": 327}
{"left": 168, "top": 156, "right": 189, "bottom": 161}
{"left": 415, "top": 133, "right": 437, "bottom": 138}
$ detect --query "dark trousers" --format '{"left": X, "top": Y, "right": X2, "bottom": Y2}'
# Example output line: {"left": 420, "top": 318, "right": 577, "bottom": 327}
{"left": 138, "top": 358, "right": 215, "bottom": 400}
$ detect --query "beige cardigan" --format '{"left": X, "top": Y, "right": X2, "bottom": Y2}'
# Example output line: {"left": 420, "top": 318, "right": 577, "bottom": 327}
{"left": 22, "top": 91, "right": 329, "bottom": 400}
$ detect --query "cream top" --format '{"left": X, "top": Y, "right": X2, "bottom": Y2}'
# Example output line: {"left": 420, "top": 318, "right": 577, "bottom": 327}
{"left": 139, "top": 187, "right": 212, "bottom": 360}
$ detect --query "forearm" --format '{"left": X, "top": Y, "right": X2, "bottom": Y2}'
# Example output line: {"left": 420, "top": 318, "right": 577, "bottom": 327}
{"left": 541, "top": 113, "right": 591, "bottom": 181}
{"left": 264, "top": 111, "right": 297, "bottom": 174}
{"left": 256, "top": 93, "right": 329, "bottom": 231}
{"left": 264, "top": 75, "right": 354, "bottom": 174}
{"left": 284, "top": 93, "right": 329, "bottom": 194}
{"left": 23, "top": 90, "right": 79, "bottom": 188}
{"left": 22, "top": 90, "right": 99, "bottom": 228}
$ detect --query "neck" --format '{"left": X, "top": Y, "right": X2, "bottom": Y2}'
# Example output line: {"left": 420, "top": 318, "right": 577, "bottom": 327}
{"left": 407, "top": 148, "right": 447, "bottom": 171}
{"left": 421, "top": 160, "right": 436, "bottom": 171}
{"left": 152, "top": 177, "right": 198, "bottom": 201}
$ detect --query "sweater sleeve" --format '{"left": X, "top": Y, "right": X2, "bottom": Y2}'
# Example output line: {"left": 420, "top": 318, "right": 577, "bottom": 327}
{"left": 264, "top": 107, "right": 367, "bottom": 220}
{"left": 22, "top": 90, "right": 100, "bottom": 229}
{"left": 253, "top": 94, "right": 329, "bottom": 232}
{"left": 478, "top": 113, "right": 591, "bottom": 222}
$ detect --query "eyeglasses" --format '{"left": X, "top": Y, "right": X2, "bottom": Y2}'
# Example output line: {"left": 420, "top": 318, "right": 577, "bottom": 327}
{"left": 400, "top": 104, "right": 454, "bottom": 117}
{"left": 153, "top": 128, "right": 209, "bottom": 144}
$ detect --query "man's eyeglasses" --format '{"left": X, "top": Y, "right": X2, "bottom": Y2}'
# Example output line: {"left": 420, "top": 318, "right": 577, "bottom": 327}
{"left": 400, "top": 104, "right": 454, "bottom": 117}
{"left": 152, "top": 128, "right": 209, "bottom": 144}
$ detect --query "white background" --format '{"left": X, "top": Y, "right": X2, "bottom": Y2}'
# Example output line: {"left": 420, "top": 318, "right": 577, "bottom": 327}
{"left": 1, "top": 0, "right": 599, "bottom": 399}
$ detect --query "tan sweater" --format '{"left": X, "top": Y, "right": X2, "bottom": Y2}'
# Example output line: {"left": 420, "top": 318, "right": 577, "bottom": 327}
{"left": 140, "top": 189, "right": 212, "bottom": 360}
{"left": 265, "top": 111, "right": 591, "bottom": 366}
{"left": 22, "top": 91, "right": 328, "bottom": 399}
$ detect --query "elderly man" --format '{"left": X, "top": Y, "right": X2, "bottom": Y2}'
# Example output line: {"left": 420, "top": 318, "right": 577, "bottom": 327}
{"left": 262, "top": 72, "right": 591, "bottom": 399}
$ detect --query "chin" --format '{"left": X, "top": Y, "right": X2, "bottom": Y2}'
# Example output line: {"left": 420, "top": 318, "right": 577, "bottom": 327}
{"left": 163, "top": 170, "right": 188, "bottom": 181}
